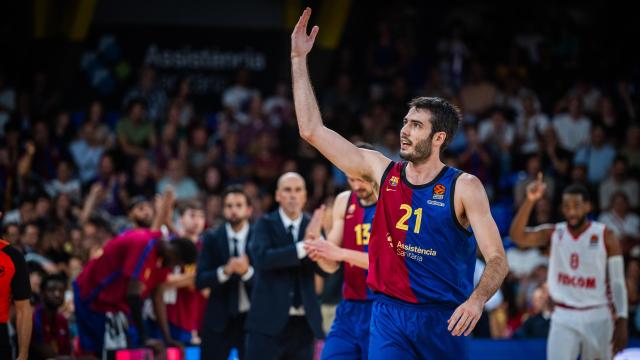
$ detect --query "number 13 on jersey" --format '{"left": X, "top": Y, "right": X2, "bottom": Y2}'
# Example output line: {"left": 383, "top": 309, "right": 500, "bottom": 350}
{"left": 395, "top": 204, "right": 423, "bottom": 234}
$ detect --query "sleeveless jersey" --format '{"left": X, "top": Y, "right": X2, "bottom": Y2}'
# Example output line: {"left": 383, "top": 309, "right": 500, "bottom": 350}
{"left": 342, "top": 191, "right": 376, "bottom": 301}
{"left": 367, "top": 162, "right": 475, "bottom": 306}
{"left": 548, "top": 221, "right": 609, "bottom": 308}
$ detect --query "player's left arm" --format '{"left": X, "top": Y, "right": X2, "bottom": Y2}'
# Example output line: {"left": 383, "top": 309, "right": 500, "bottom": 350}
{"left": 448, "top": 174, "right": 508, "bottom": 337}
{"left": 605, "top": 228, "right": 628, "bottom": 354}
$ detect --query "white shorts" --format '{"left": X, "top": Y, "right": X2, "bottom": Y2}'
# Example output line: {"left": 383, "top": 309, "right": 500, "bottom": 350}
{"left": 547, "top": 306, "right": 613, "bottom": 360}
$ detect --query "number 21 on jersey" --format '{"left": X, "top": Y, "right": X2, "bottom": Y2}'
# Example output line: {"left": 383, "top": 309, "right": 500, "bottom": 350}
{"left": 395, "top": 204, "right": 423, "bottom": 234}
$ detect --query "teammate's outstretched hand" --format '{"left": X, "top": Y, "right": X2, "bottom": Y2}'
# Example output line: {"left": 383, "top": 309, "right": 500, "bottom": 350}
{"left": 525, "top": 172, "right": 546, "bottom": 203}
{"left": 612, "top": 318, "right": 628, "bottom": 355}
{"left": 291, "top": 7, "right": 319, "bottom": 59}
{"left": 304, "top": 238, "right": 343, "bottom": 262}
{"left": 447, "top": 297, "right": 483, "bottom": 336}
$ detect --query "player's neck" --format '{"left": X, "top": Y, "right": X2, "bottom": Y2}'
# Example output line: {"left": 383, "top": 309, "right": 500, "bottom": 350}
{"left": 406, "top": 157, "right": 446, "bottom": 185}
{"left": 360, "top": 195, "right": 376, "bottom": 207}
{"left": 567, "top": 219, "right": 590, "bottom": 236}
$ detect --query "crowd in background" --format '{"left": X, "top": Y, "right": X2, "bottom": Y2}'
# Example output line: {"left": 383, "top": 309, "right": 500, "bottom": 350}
{"left": 1, "top": 6, "right": 640, "bottom": 356}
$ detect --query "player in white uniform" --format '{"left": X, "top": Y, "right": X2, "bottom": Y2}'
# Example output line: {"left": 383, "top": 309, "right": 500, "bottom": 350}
{"left": 510, "top": 174, "right": 628, "bottom": 360}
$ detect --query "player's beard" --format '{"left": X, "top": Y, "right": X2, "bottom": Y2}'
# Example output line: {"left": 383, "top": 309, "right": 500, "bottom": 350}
{"left": 399, "top": 131, "right": 434, "bottom": 164}
{"left": 567, "top": 216, "right": 587, "bottom": 231}
{"left": 134, "top": 218, "right": 152, "bottom": 228}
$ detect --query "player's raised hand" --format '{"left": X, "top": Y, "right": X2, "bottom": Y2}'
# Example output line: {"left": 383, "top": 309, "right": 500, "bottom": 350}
{"left": 447, "top": 297, "right": 483, "bottom": 336}
{"left": 526, "top": 172, "right": 546, "bottom": 203}
{"left": 291, "top": 7, "right": 319, "bottom": 59}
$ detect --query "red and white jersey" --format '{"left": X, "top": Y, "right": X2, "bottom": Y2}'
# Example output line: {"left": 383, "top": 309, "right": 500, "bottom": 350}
{"left": 548, "top": 221, "right": 608, "bottom": 308}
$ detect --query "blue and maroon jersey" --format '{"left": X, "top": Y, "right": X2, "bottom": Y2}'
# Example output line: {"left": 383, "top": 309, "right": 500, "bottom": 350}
{"left": 342, "top": 192, "right": 376, "bottom": 301}
{"left": 367, "top": 162, "right": 475, "bottom": 306}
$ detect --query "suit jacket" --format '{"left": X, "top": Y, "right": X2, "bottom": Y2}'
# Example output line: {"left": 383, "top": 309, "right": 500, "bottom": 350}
{"left": 195, "top": 223, "right": 254, "bottom": 333}
{"left": 245, "top": 210, "right": 328, "bottom": 339}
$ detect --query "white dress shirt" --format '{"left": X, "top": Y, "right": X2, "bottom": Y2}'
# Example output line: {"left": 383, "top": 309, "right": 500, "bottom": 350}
{"left": 278, "top": 207, "right": 307, "bottom": 259}
{"left": 278, "top": 207, "right": 307, "bottom": 315}
{"left": 216, "top": 222, "right": 253, "bottom": 313}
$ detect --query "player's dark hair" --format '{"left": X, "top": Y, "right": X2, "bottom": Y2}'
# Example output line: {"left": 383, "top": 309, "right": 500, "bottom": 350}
{"left": 222, "top": 184, "right": 251, "bottom": 207}
{"left": 563, "top": 183, "right": 591, "bottom": 203}
{"left": 177, "top": 199, "right": 204, "bottom": 216}
{"left": 408, "top": 97, "right": 462, "bottom": 150}
{"left": 41, "top": 273, "right": 68, "bottom": 291}
{"left": 169, "top": 237, "right": 198, "bottom": 265}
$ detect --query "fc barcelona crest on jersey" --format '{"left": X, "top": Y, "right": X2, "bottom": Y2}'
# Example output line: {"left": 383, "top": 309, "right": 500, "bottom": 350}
{"left": 389, "top": 176, "right": 399, "bottom": 187}
{"left": 433, "top": 184, "right": 446, "bottom": 200}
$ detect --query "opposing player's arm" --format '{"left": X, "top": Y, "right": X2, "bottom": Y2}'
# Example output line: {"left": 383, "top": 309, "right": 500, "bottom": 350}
{"left": 291, "top": 8, "right": 390, "bottom": 185}
{"left": 509, "top": 173, "right": 554, "bottom": 247}
{"left": 605, "top": 227, "right": 629, "bottom": 353}
{"left": 448, "top": 174, "right": 508, "bottom": 337}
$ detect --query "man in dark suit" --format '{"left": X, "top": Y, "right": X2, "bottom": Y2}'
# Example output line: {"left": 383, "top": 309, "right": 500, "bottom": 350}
{"left": 196, "top": 185, "right": 254, "bottom": 360}
{"left": 245, "top": 172, "right": 328, "bottom": 360}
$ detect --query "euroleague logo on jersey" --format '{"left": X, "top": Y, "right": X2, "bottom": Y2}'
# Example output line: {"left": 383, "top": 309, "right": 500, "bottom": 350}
{"left": 346, "top": 203, "right": 356, "bottom": 218}
{"left": 589, "top": 234, "right": 599, "bottom": 248}
{"left": 433, "top": 184, "right": 446, "bottom": 200}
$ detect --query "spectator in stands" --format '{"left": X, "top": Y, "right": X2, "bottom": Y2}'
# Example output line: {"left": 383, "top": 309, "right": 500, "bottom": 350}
{"left": 541, "top": 127, "right": 571, "bottom": 183}
{"left": 459, "top": 63, "right": 497, "bottom": 116}
{"left": 69, "top": 122, "right": 106, "bottom": 184}
{"left": 514, "top": 154, "right": 555, "bottom": 208}
{"left": 157, "top": 157, "right": 199, "bottom": 201}
{"left": 222, "top": 69, "right": 259, "bottom": 121}
{"left": 622, "top": 125, "right": 640, "bottom": 175}
{"left": 123, "top": 66, "right": 167, "bottom": 122}
{"left": 170, "top": 77, "right": 194, "bottom": 127}
{"left": 30, "top": 274, "right": 71, "bottom": 360}
{"left": 45, "top": 161, "right": 81, "bottom": 202}
{"left": 86, "top": 99, "right": 114, "bottom": 148}
{"left": 122, "top": 157, "right": 157, "bottom": 203}
{"left": 2, "top": 223, "right": 20, "bottom": 245}
{"left": 2, "top": 197, "right": 36, "bottom": 226}
{"left": 515, "top": 93, "right": 549, "bottom": 155}
{"left": 513, "top": 284, "right": 551, "bottom": 338}
{"left": 599, "top": 156, "right": 639, "bottom": 210}
{"left": 117, "top": 98, "right": 156, "bottom": 162}
{"left": 574, "top": 123, "right": 616, "bottom": 185}
{"left": 458, "top": 123, "right": 493, "bottom": 191}
{"left": 599, "top": 192, "right": 640, "bottom": 254}
{"left": 552, "top": 95, "right": 591, "bottom": 153}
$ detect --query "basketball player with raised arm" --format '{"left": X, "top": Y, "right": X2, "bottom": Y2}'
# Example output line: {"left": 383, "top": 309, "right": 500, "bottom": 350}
{"left": 304, "top": 143, "right": 378, "bottom": 360}
{"left": 291, "top": 8, "right": 508, "bottom": 359}
{"left": 510, "top": 174, "right": 628, "bottom": 359}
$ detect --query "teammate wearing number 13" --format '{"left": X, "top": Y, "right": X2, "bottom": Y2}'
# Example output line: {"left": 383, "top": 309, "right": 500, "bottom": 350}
{"left": 291, "top": 8, "right": 508, "bottom": 359}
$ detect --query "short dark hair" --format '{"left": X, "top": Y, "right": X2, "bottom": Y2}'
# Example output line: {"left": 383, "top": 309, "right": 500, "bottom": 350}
{"left": 177, "top": 200, "right": 204, "bottom": 216}
{"left": 222, "top": 185, "right": 251, "bottom": 206}
{"left": 563, "top": 183, "right": 591, "bottom": 203}
{"left": 408, "top": 97, "right": 462, "bottom": 150}
{"left": 41, "top": 273, "right": 67, "bottom": 291}
{"left": 170, "top": 237, "right": 198, "bottom": 265}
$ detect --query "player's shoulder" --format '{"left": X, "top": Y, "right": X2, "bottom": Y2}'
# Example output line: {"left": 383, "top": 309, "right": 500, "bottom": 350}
{"left": 453, "top": 172, "right": 485, "bottom": 195}
{"left": 335, "top": 190, "right": 352, "bottom": 203}
{"left": 333, "top": 190, "right": 352, "bottom": 214}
